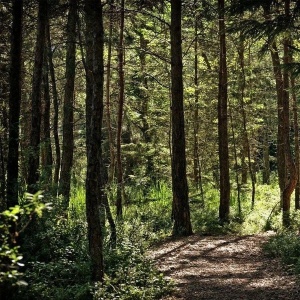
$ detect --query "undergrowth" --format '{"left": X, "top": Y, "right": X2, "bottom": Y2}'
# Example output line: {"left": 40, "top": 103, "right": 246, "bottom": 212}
{"left": 263, "top": 211, "right": 300, "bottom": 276}
{"left": 8, "top": 177, "right": 299, "bottom": 299}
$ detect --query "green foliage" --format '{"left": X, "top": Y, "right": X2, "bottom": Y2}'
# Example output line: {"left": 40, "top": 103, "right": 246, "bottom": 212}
{"left": 15, "top": 182, "right": 173, "bottom": 300}
{"left": 15, "top": 204, "right": 91, "bottom": 300}
{"left": 264, "top": 231, "right": 300, "bottom": 275}
{"left": 94, "top": 239, "right": 172, "bottom": 300}
{"left": 0, "top": 192, "right": 49, "bottom": 286}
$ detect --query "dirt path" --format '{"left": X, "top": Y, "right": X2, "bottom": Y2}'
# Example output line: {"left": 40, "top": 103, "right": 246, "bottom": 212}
{"left": 151, "top": 233, "right": 300, "bottom": 300}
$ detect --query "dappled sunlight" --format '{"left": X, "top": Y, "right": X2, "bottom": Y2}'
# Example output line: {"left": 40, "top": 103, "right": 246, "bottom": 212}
{"left": 152, "top": 234, "right": 300, "bottom": 299}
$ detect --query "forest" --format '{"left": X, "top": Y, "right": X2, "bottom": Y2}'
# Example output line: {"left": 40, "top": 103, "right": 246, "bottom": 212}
{"left": 1, "top": 0, "right": 300, "bottom": 299}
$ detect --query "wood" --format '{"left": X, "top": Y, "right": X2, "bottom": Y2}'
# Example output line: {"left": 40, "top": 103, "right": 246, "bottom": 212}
{"left": 7, "top": 0, "right": 23, "bottom": 208}
{"left": 218, "top": 0, "right": 230, "bottom": 223}
{"left": 85, "top": 0, "right": 105, "bottom": 282}
{"left": 170, "top": 0, "right": 193, "bottom": 236}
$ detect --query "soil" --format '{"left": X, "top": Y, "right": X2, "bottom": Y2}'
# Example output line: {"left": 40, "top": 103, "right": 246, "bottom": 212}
{"left": 150, "top": 233, "right": 300, "bottom": 300}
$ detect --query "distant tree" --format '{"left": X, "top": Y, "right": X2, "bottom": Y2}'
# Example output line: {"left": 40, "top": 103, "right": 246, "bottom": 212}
{"left": 46, "top": 19, "right": 60, "bottom": 189}
{"left": 116, "top": 0, "right": 126, "bottom": 217}
{"left": 27, "top": 0, "right": 48, "bottom": 193}
{"left": 40, "top": 45, "right": 53, "bottom": 187}
{"left": 7, "top": 0, "right": 23, "bottom": 209}
{"left": 105, "top": 0, "right": 116, "bottom": 184}
{"left": 170, "top": 0, "right": 193, "bottom": 236}
{"left": 59, "top": 0, "right": 78, "bottom": 207}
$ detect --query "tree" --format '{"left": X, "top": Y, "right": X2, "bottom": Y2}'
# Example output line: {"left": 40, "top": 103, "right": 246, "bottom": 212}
{"left": 116, "top": 0, "right": 126, "bottom": 217}
{"left": 46, "top": 19, "right": 60, "bottom": 189}
{"left": 59, "top": 0, "right": 78, "bottom": 207}
{"left": 170, "top": 0, "right": 192, "bottom": 236}
{"left": 40, "top": 45, "right": 53, "bottom": 187}
{"left": 218, "top": 0, "right": 230, "bottom": 223}
{"left": 27, "top": 0, "right": 48, "bottom": 193}
{"left": 7, "top": 0, "right": 23, "bottom": 209}
{"left": 281, "top": 0, "right": 297, "bottom": 226}
{"left": 85, "top": 0, "right": 105, "bottom": 282}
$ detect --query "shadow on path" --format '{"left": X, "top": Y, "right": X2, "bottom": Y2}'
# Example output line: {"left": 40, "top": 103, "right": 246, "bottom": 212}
{"left": 151, "top": 234, "right": 300, "bottom": 300}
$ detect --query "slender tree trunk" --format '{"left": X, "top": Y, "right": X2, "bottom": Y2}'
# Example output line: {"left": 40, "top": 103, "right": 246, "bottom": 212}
{"left": 59, "top": 0, "right": 77, "bottom": 207}
{"left": 116, "top": 0, "right": 125, "bottom": 217}
{"left": 193, "top": 4, "right": 205, "bottom": 206}
{"left": 270, "top": 41, "right": 286, "bottom": 195}
{"left": 46, "top": 20, "right": 60, "bottom": 190}
{"left": 238, "top": 37, "right": 256, "bottom": 208}
{"left": 7, "top": 0, "right": 23, "bottom": 208}
{"left": 193, "top": 2, "right": 200, "bottom": 188}
{"left": 85, "top": 0, "right": 105, "bottom": 282}
{"left": 40, "top": 49, "right": 53, "bottom": 187}
{"left": 291, "top": 75, "right": 300, "bottom": 209}
{"left": 170, "top": 0, "right": 193, "bottom": 236}
{"left": 229, "top": 106, "right": 241, "bottom": 217}
{"left": 105, "top": 0, "right": 116, "bottom": 184}
{"left": 27, "top": 0, "right": 47, "bottom": 193}
{"left": 218, "top": 0, "right": 230, "bottom": 223}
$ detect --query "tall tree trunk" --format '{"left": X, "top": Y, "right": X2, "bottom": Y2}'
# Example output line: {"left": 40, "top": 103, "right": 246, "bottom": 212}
{"left": 85, "top": 0, "right": 105, "bottom": 282}
{"left": 116, "top": 0, "right": 125, "bottom": 217}
{"left": 7, "top": 0, "right": 23, "bottom": 208}
{"left": 170, "top": 0, "right": 193, "bottom": 236}
{"left": 27, "top": 0, "right": 47, "bottom": 193}
{"left": 281, "top": 0, "right": 297, "bottom": 227}
{"left": 59, "top": 0, "right": 77, "bottom": 207}
{"left": 105, "top": 0, "right": 115, "bottom": 184}
{"left": 46, "top": 19, "right": 60, "bottom": 190}
{"left": 218, "top": 0, "right": 230, "bottom": 223}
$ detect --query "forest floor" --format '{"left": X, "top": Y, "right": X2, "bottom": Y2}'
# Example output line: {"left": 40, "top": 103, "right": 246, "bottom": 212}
{"left": 150, "top": 232, "right": 300, "bottom": 300}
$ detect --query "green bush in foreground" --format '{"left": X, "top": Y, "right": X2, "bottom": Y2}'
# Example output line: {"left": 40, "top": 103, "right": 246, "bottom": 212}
{"left": 264, "top": 231, "right": 300, "bottom": 274}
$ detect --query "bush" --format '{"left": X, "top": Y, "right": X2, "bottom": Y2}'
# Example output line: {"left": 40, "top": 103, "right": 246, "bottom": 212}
{"left": 264, "top": 232, "right": 300, "bottom": 274}
{"left": 94, "top": 239, "right": 172, "bottom": 300}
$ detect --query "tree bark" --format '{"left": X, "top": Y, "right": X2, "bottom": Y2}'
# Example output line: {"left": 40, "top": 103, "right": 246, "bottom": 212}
{"left": 170, "top": 0, "right": 193, "bottom": 236}
{"left": 218, "top": 0, "right": 230, "bottom": 223}
{"left": 85, "top": 0, "right": 105, "bottom": 282}
{"left": 116, "top": 0, "right": 126, "bottom": 217}
{"left": 59, "top": 0, "right": 77, "bottom": 207}
{"left": 27, "top": 0, "right": 48, "bottom": 193}
{"left": 281, "top": 0, "right": 297, "bottom": 227}
{"left": 7, "top": 0, "right": 23, "bottom": 208}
